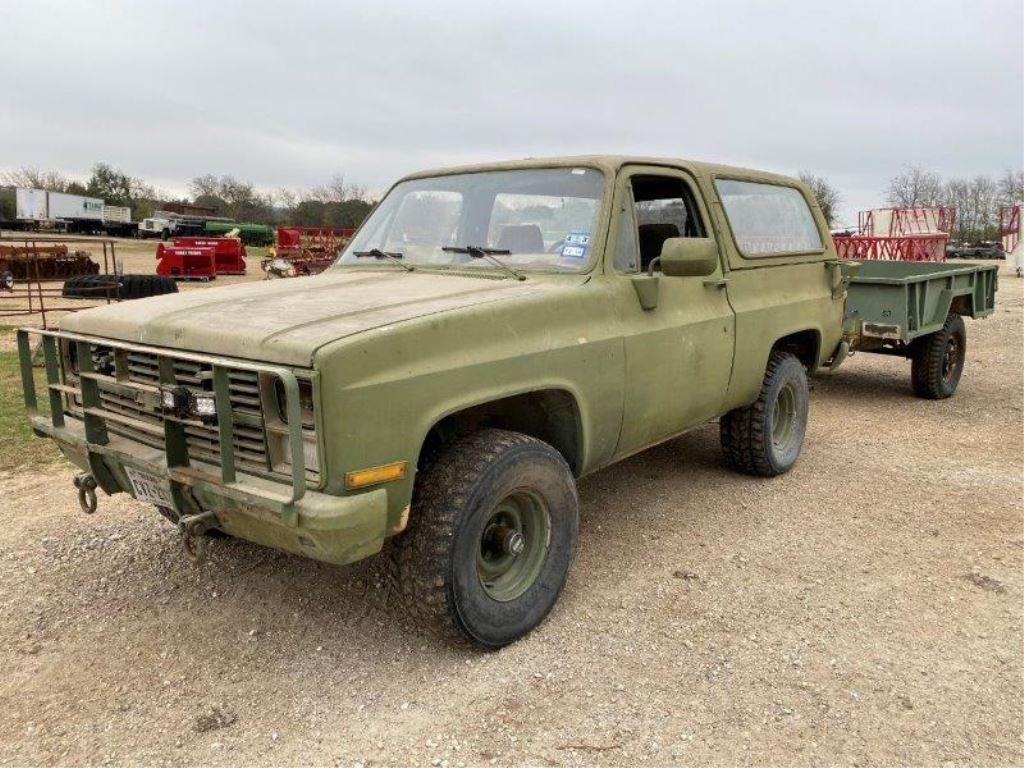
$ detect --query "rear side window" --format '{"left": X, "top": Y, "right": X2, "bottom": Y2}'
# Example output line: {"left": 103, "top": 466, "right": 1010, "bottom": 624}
{"left": 715, "top": 180, "right": 823, "bottom": 257}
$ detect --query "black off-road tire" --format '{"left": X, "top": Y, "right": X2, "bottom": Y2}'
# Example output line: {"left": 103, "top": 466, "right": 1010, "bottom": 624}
{"left": 720, "top": 351, "right": 810, "bottom": 477}
{"left": 391, "top": 429, "right": 579, "bottom": 648}
{"left": 911, "top": 313, "right": 966, "bottom": 400}
{"left": 118, "top": 274, "right": 178, "bottom": 300}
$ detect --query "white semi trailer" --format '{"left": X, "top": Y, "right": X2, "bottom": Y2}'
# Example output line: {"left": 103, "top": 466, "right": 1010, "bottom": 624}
{"left": 5, "top": 188, "right": 137, "bottom": 235}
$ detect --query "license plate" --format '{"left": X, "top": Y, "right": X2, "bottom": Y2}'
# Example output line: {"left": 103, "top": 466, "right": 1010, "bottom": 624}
{"left": 124, "top": 466, "right": 174, "bottom": 509}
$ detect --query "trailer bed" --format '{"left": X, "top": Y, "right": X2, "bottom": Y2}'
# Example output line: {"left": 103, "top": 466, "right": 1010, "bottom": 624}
{"left": 835, "top": 260, "right": 998, "bottom": 398}
{"left": 844, "top": 261, "right": 998, "bottom": 346}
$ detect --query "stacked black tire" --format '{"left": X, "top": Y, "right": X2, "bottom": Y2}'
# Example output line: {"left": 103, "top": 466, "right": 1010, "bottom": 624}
{"left": 62, "top": 274, "right": 178, "bottom": 301}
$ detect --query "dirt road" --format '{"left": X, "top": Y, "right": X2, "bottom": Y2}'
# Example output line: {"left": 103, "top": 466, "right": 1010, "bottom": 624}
{"left": 1, "top": 266, "right": 1021, "bottom": 767}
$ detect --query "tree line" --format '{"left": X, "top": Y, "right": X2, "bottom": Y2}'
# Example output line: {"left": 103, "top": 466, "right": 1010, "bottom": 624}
{"left": 0, "top": 163, "right": 374, "bottom": 230}
{"left": 884, "top": 167, "right": 1022, "bottom": 244}
{"left": 4, "top": 162, "right": 1021, "bottom": 243}
{"left": 801, "top": 167, "right": 1022, "bottom": 244}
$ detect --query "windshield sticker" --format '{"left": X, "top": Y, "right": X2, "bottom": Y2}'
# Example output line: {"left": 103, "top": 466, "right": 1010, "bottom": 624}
{"left": 561, "top": 229, "right": 590, "bottom": 259}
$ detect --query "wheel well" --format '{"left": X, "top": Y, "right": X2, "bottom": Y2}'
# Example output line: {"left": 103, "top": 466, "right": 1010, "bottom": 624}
{"left": 420, "top": 390, "right": 583, "bottom": 476}
{"left": 949, "top": 295, "right": 971, "bottom": 316}
{"left": 773, "top": 329, "right": 820, "bottom": 369}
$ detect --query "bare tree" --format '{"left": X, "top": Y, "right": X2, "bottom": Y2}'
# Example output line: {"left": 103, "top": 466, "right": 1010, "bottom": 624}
{"left": 798, "top": 173, "right": 841, "bottom": 227}
{"left": 997, "top": 169, "right": 1024, "bottom": 206}
{"left": 1, "top": 167, "right": 76, "bottom": 192}
{"left": 886, "top": 166, "right": 945, "bottom": 208}
{"left": 188, "top": 174, "right": 220, "bottom": 200}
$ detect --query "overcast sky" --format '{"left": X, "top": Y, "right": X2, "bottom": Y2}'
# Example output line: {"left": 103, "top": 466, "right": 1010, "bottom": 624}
{"left": 3, "top": 0, "right": 1022, "bottom": 225}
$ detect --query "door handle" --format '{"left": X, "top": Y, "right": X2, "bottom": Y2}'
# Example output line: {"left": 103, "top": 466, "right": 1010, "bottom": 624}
{"left": 703, "top": 278, "right": 729, "bottom": 289}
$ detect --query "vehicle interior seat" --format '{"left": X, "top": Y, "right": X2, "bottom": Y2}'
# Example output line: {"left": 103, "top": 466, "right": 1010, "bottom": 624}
{"left": 497, "top": 224, "right": 545, "bottom": 254}
{"left": 638, "top": 223, "right": 680, "bottom": 271}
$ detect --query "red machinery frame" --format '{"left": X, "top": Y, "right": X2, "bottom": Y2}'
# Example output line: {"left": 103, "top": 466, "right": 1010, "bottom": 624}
{"left": 267, "top": 227, "right": 354, "bottom": 276}
{"left": 155, "top": 236, "right": 247, "bottom": 280}
{"left": 999, "top": 204, "right": 1021, "bottom": 254}
{"left": 858, "top": 206, "right": 956, "bottom": 237}
{"left": 837, "top": 206, "right": 954, "bottom": 262}
{"left": 833, "top": 235, "right": 948, "bottom": 262}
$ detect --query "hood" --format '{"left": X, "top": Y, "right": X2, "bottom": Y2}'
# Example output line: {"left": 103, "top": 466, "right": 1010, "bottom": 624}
{"left": 60, "top": 270, "right": 555, "bottom": 367}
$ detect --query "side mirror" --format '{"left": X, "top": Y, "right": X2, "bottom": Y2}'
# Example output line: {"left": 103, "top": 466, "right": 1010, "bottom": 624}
{"left": 657, "top": 237, "right": 718, "bottom": 277}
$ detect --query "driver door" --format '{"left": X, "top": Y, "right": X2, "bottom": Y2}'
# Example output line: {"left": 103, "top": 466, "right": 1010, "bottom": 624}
{"left": 609, "top": 165, "right": 736, "bottom": 458}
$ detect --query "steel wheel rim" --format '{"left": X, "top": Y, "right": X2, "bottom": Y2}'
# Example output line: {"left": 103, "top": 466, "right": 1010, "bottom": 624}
{"left": 772, "top": 382, "right": 798, "bottom": 452}
{"left": 942, "top": 335, "right": 960, "bottom": 382}
{"left": 476, "top": 490, "right": 551, "bottom": 602}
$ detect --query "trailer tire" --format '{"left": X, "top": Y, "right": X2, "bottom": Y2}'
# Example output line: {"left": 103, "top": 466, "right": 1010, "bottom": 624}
{"left": 720, "top": 351, "right": 809, "bottom": 477}
{"left": 118, "top": 274, "right": 178, "bottom": 300}
{"left": 391, "top": 429, "right": 579, "bottom": 648}
{"left": 61, "top": 275, "right": 88, "bottom": 298}
{"left": 62, "top": 274, "right": 112, "bottom": 299}
{"left": 911, "top": 313, "right": 965, "bottom": 400}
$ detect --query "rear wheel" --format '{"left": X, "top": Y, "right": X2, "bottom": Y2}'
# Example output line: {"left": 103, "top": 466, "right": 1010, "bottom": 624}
{"left": 392, "top": 429, "right": 579, "bottom": 647}
{"left": 720, "top": 351, "right": 810, "bottom": 477}
{"left": 911, "top": 313, "right": 966, "bottom": 399}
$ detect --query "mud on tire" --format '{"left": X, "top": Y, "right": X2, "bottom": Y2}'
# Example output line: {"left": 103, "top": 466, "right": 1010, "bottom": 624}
{"left": 391, "top": 429, "right": 579, "bottom": 648}
{"left": 720, "top": 351, "right": 809, "bottom": 477}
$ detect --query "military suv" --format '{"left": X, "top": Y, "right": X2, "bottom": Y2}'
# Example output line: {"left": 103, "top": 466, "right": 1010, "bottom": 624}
{"left": 19, "top": 156, "right": 846, "bottom": 646}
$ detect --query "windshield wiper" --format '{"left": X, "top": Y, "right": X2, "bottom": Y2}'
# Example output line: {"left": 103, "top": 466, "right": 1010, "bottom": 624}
{"left": 353, "top": 248, "right": 414, "bottom": 272}
{"left": 442, "top": 245, "right": 525, "bottom": 281}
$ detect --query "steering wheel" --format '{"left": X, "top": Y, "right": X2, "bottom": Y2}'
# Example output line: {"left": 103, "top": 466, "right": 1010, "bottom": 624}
{"left": 546, "top": 238, "right": 565, "bottom": 254}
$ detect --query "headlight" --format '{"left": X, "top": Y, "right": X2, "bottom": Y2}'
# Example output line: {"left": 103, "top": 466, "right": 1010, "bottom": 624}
{"left": 63, "top": 340, "right": 79, "bottom": 377}
{"left": 275, "top": 378, "right": 315, "bottom": 429}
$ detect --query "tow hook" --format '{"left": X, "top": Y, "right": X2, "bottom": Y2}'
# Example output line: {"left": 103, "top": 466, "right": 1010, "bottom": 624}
{"left": 73, "top": 473, "right": 98, "bottom": 514}
{"left": 178, "top": 511, "right": 218, "bottom": 566}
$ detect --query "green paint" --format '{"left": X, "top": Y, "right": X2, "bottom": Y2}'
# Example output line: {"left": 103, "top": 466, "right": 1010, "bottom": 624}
{"left": 15, "top": 156, "right": 998, "bottom": 568}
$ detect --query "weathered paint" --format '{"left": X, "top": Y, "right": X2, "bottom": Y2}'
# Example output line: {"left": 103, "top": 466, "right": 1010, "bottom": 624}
{"left": 23, "top": 155, "right": 868, "bottom": 565}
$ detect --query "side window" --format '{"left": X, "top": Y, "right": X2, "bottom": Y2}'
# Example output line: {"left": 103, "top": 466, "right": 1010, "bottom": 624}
{"left": 631, "top": 175, "right": 706, "bottom": 272}
{"left": 613, "top": 189, "right": 639, "bottom": 273}
{"left": 714, "top": 179, "right": 823, "bottom": 257}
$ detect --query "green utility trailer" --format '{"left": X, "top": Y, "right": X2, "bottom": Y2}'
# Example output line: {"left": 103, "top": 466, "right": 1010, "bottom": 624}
{"left": 203, "top": 221, "right": 274, "bottom": 246}
{"left": 836, "top": 260, "right": 999, "bottom": 399}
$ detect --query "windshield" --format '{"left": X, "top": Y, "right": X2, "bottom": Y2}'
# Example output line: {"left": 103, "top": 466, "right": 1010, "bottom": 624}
{"left": 336, "top": 167, "right": 606, "bottom": 273}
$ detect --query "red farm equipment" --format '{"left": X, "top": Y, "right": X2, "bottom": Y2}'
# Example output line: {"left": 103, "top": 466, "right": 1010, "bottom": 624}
{"left": 834, "top": 206, "right": 954, "bottom": 262}
{"left": 262, "top": 227, "right": 354, "bottom": 278}
{"left": 155, "top": 236, "right": 247, "bottom": 280}
{"left": 999, "top": 203, "right": 1022, "bottom": 277}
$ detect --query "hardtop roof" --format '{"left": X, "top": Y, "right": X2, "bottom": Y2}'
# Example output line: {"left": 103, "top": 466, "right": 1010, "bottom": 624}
{"left": 400, "top": 154, "right": 801, "bottom": 187}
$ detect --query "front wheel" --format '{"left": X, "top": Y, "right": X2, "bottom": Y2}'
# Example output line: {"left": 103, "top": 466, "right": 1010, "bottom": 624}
{"left": 392, "top": 429, "right": 579, "bottom": 647}
{"left": 720, "top": 351, "right": 810, "bottom": 477}
{"left": 911, "top": 313, "right": 966, "bottom": 399}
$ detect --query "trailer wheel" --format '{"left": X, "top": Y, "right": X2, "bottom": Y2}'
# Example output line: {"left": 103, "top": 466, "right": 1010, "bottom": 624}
{"left": 720, "top": 351, "right": 809, "bottom": 477}
{"left": 391, "top": 429, "right": 579, "bottom": 647}
{"left": 911, "top": 313, "right": 966, "bottom": 399}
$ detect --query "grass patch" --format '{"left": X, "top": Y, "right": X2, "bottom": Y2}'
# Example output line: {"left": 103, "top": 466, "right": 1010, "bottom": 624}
{"left": 0, "top": 329, "right": 64, "bottom": 473}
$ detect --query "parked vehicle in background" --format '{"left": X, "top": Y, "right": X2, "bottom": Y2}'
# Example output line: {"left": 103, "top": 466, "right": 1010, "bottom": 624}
{"left": 138, "top": 211, "right": 216, "bottom": 240}
{"left": 2, "top": 187, "right": 138, "bottom": 236}
{"left": 100, "top": 205, "right": 137, "bottom": 237}
{"left": 962, "top": 241, "right": 1005, "bottom": 260}
{"left": 15, "top": 155, "right": 998, "bottom": 648}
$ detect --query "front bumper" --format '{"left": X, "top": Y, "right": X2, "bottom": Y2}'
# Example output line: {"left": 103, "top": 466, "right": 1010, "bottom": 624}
{"left": 19, "top": 329, "right": 387, "bottom": 566}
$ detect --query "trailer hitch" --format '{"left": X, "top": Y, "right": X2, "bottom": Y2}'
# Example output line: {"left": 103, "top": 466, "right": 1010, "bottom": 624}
{"left": 178, "top": 511, "right": 218, "bottom": 566}
{"left": 73, "top": 473, "right": 98, "bottom": 514}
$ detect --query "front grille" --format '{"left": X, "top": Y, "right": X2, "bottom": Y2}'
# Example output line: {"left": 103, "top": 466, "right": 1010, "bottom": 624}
{"left": 66, "top": 343, "right": 317, "bottom": 482}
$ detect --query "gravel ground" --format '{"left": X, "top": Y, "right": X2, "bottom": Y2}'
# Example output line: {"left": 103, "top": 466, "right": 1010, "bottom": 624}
{"left": 0, "top": 264, "right": 1021, "bottom": 767}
